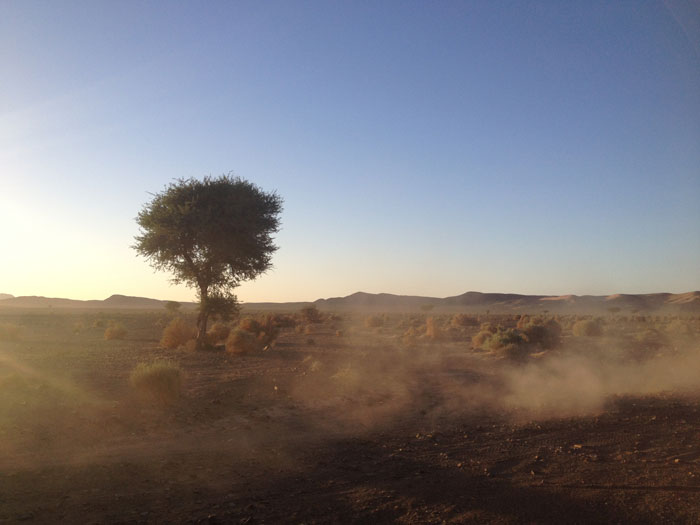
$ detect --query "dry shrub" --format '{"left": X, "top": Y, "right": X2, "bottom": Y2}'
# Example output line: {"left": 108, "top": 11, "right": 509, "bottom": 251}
{"left": 104, "top": 321, "right": 127, "bottom": 340}
{"left": 238, "top": 316, "right": 279, "bottom": 348}
{"left": 451, "top": 314, "right": 479, "bottom": 328}
{"left": 472, "top": 330, "right": 492, "bottom": 348}
{"left": 572, "top": 319, "right": 604, "bottom": 337}
{"left": 425, "top": 317, "right": 441, "bottom": 340}
{"left": 92, "top": 318, "right": 106, "bottom": 329}
{"left": 160, "top": 318, "right": 196, "bottom": 349}
{"left": 239, "top": 317, "right": 263, "bottom": 334}
{"left": 206, "top": 322, "right": 231, "bottom": 345}
{"left": 182, "top": 339, "right": 197, "bottom": 352}
{"left": 523, "top": 318, "right": 562, "bottom": 349}
{"left": 0, "top": 323, "right": 21, "bottom": 341}
{"left": 516, "top": 315, "right": 530, "bottom": 330}
{"left": 226, "top": 328, "right": 262, "bottom": 354}
{"left": 130, "top": 360, "right": 182, "bottom": 404}
{"left": 300, "top": 305, "right": 321, "bottom": 323}
{"left": 365, "top": 315, "right": 384, "bottom": 328}
{"left": 263, "top": 313, "right": 296, "bottom": 328}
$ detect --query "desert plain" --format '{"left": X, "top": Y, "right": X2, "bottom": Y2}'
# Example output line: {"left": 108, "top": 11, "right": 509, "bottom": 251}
{"left": 0, "top": 293, "right": 699, "bottom": 523}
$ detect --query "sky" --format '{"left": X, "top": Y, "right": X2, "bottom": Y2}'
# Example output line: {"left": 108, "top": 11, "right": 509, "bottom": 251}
{"left": 1, "top": 1, "right": 699, "bottom": 303}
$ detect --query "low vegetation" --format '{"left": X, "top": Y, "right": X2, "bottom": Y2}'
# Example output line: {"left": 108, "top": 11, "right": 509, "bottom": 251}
{"left": 104, "top": 321, "right": 127, "bottom": 340}
{"left": 160, "top": 317, "right": 197, "bottom": 349}
{"left": 572, "top": 318, "right": 604, "bottom": 337}
{"left": 129, "top": 360, "right": 183, "bottom": 404}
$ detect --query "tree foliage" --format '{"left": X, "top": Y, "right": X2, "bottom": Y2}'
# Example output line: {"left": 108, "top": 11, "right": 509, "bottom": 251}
{"left": 134, "top": 175, "right": 282, "bottom": 349}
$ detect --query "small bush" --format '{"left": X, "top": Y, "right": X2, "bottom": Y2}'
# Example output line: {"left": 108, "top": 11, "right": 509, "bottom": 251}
{"left": 487, "top": 328, "right": 526, "bottom": 351}
{"left": 164, "top": 301, "right": 181, "bottom": 316}
{"left": 104, "top": 321, "right": 127, "bottom": 340}
{"left": 268, "top": 313, "right": 297, "bottom": 328}
{"left": 130, "top": 360, "right": 182, "bottom": 404}
{"left": 226, "top": 328, "right": 262, "bottom": 354}
{"left": 237, "top": 316, "right": 279, "bottom": 348}
{"left": 523, "top": 318, "right": 562, "bottom": 349}
{"left": 206, "top": 322, "right": 231, "bottom": 345}
{"left": 572, "top": 319, "right": 603, "bottom": 337}
{"left": 472, "top": 330, "right": 493, "bottom": 348}
{"left": 425, "top": 317, "right": 441, "bottom": 340}
{"left": 451, "top": 314, "right": 479, "bottom": 328}
{"left": 160, "top": 318, "right": 197, "bottom": 349}
{"left": 238, "top": 317, "right": 263, "bottom": 334}
{"left": 300, "top": 305, "right": 322, "bottom": 323}
{"left": 0, "top": 323, "right": 21, "bottom": 341}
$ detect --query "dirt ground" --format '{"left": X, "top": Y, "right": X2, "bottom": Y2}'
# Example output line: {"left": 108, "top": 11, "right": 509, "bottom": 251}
{"left": 0, "top": 310, "right": 699, "bottom": 523}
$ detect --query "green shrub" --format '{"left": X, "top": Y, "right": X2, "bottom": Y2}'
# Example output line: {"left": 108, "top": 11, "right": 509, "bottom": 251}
{"left": 485, "top": 328, "right": 530, "bottom": 361}
{"left": 130, "top": 360, "right": 182, "bottom": 404}
{"left": 523, "top": 318, "right": 562, "bottom": 349}
{"left": 104, "top": 321, "right": 127, "bottom": 340}
{"left": 160, "top": 317, "right": 197, "bottom": 349}
{"left": 487, "top": 328, "right": 526, "bottom": 351}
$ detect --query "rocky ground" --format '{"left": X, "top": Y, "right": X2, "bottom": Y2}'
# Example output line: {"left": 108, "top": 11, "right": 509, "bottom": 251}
{"left": 0, "top": 311, "right": 698, "bottom": 523}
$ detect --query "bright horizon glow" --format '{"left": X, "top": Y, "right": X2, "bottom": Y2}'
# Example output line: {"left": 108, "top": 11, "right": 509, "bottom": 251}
{"left": 2, "top": 2, "right": 699, "bottom": 303}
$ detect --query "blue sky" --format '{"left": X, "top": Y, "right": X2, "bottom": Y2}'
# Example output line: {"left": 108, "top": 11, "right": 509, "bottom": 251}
{"left": 1, "top": 1, "right": 699, "bottom": 302}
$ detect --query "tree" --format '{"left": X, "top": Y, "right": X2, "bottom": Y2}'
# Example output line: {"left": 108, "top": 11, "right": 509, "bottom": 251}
{"left": 164, "top": 300, "right": 181, "bottom": 316}
{"left": 134, "top": 175, "right": 283, "bottom": 350}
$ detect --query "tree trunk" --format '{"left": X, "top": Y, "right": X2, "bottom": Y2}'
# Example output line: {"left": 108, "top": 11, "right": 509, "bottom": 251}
{"left": 196, "top": 287, "right": 209, "bottom": 351}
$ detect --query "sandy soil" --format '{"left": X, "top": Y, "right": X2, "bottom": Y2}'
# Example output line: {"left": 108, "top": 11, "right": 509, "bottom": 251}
{"left": 0, "top": 311, "right": 699, "bottom": 523}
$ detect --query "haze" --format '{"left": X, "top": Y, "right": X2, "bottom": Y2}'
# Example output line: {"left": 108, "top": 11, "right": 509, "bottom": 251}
{"left": 2, "top": 1, "right": 699, "bottom": 302}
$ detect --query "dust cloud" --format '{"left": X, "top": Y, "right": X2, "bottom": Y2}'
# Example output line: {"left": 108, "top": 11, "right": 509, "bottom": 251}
{"left": 284, "top": 325, "right": 700, "bottom": 431}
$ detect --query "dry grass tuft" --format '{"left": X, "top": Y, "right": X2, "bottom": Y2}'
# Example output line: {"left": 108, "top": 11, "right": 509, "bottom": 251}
{"left": 129, "top": 360, "right": 183, "bottom": 404}
{"left": 206, "top": 322, "right": 231, "bottom": 345}
{"left": 572, "top": 319, "right": 604, "bottom": 337}
{"left": 425, "top": 316, "right": 441, "bottom": 340}
{"left": 104, "top": 321, "right": 127, "bottom": 340}
{"left": 160, "top": 318, "right": 197, "bottom": 349}
{"left": 226, "top": 328, "right": 262, "bottom": 354}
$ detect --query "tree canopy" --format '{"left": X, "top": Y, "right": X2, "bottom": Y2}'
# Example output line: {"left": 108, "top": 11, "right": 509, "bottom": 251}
{"left": 134, "top": 175, "right": 282, "bottom": 349}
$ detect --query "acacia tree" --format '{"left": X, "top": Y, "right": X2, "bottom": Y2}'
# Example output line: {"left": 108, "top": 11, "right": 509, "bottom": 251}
{"left": 134, "top": 175, "right": 282, "bottom": 350}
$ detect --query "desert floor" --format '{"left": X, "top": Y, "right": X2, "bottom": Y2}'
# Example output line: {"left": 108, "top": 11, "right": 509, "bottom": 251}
{"left": 1, "top": 310, "right": 699, "bottom": 523}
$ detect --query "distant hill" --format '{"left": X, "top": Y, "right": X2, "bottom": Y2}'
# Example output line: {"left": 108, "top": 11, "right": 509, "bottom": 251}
{"left": 0, "top": 293, "right": 14, "bottom": 301}
{"left": 0, "top": 294, "right": 197, "bottom": 310}
{"left": 306, "top": 290, "right": 700, "bottom": 314}
{"left": 1, "top": 291, "right": 698, "bottom": 314}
